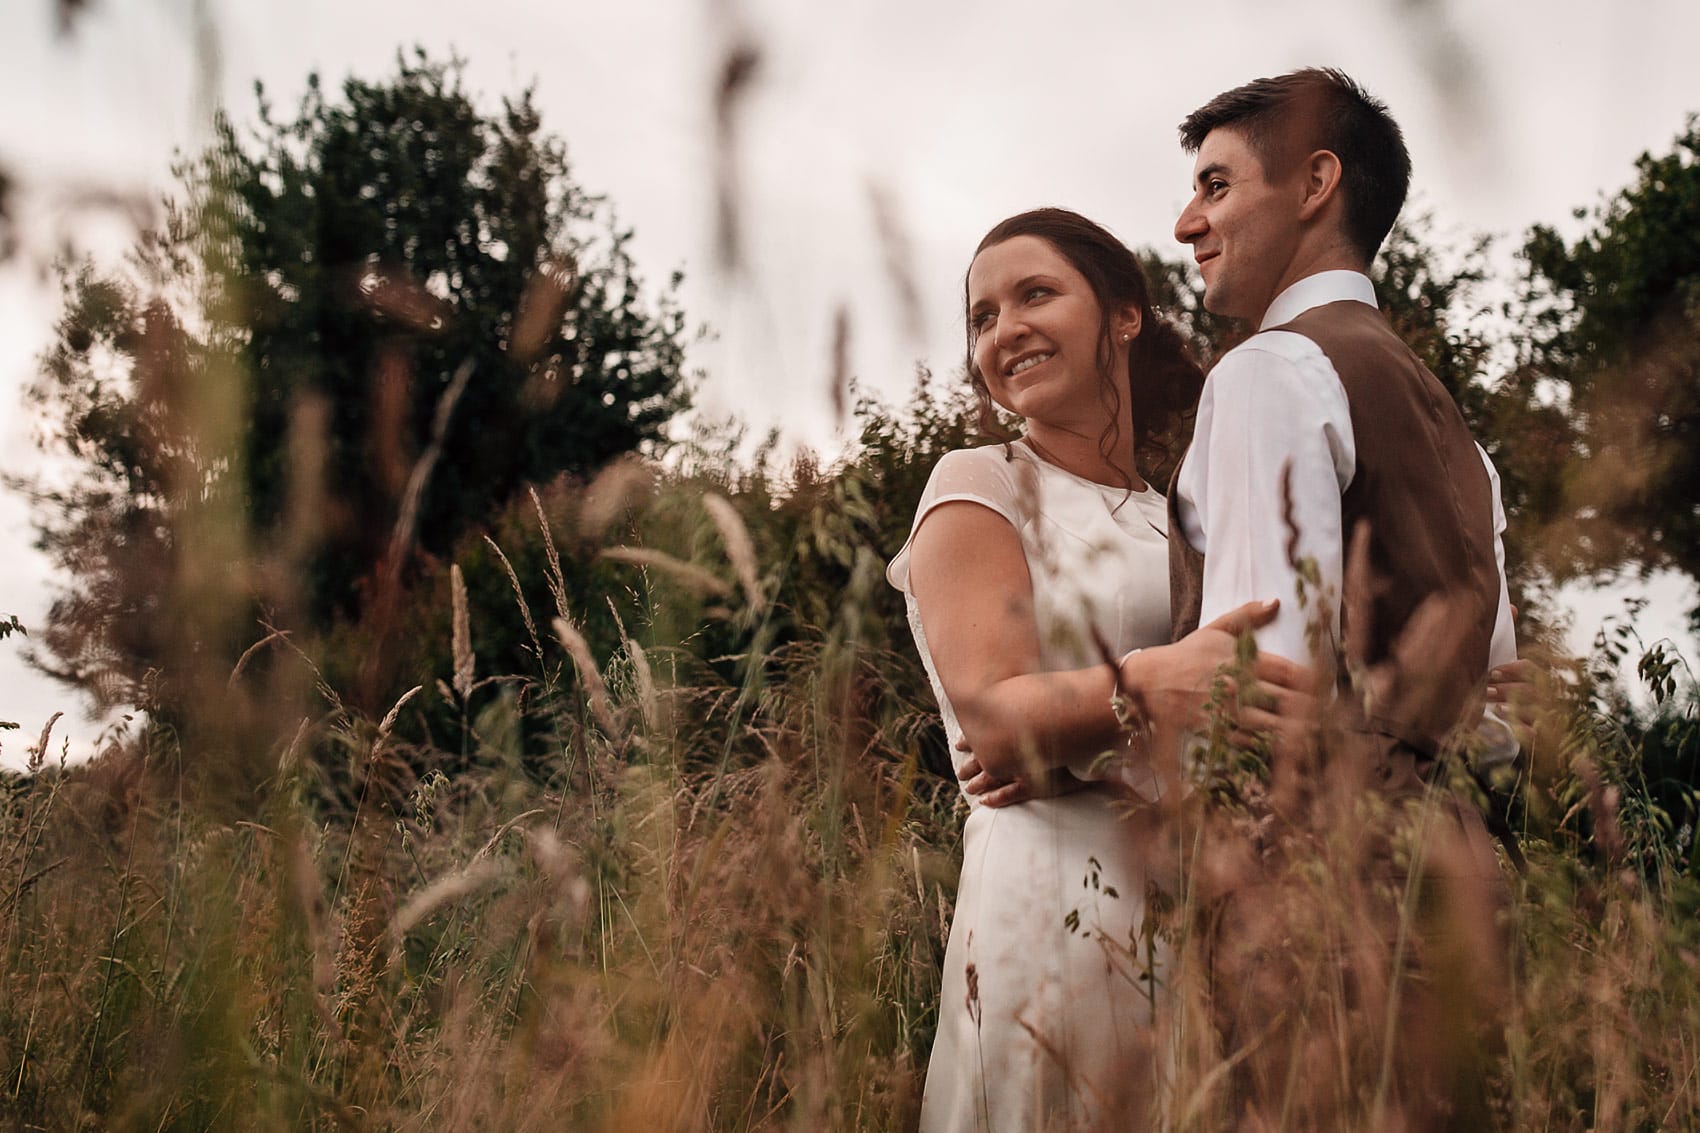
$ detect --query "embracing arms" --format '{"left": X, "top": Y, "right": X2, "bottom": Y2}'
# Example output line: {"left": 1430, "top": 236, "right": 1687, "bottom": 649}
{"left": 906, "top": 498, "right": 1276, "bottom": 791}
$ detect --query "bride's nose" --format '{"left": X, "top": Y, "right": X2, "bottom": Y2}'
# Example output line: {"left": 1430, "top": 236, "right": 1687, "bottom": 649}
{"left": 993, "top": 310, "right": 1030, "bottom": 350}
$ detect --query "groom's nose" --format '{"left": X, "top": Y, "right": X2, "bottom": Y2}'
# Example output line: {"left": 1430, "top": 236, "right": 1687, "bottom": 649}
{"left": 1175, "top": 199, "right": 1206, "bottom": 245}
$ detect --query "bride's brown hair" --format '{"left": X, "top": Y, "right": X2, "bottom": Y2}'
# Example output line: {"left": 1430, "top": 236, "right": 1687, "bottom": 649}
{"left": 965, "top": 208, "right": 1205, "bottom": 487}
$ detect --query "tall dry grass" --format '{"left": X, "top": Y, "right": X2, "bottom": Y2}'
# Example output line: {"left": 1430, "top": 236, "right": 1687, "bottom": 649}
{"left": 4, "top": 446, "right": 1699, "bottom": 1130}
{"left": 0, "top": 479, "right": 963, "bottom": 1128}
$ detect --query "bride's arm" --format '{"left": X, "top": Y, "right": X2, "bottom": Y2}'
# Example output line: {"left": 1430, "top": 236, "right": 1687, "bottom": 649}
{"left": 907, "top": 500, "right": 1112, "bottom": 781}
{"left": 909, "top": 499, "right": 1278, "bottom": 785}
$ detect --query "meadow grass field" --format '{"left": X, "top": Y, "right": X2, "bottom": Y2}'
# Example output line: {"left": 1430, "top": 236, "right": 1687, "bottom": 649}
{"left": 3, "top": 444, "right": 1698, "bottom": 1130}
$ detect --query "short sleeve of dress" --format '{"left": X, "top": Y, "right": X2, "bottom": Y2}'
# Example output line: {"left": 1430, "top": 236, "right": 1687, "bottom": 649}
{"left": 886, "top": 446, "right": 1031, "bottom": 594}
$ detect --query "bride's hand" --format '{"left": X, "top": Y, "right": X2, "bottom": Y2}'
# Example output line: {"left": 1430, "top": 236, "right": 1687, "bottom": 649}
{"left": 957, "top": 749, "right": 1088, "bottom": 808}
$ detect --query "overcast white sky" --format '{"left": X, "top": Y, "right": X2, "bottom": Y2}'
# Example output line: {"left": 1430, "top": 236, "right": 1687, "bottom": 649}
{"left": 2, "top": 0, "right": 1697, "bottom": 767}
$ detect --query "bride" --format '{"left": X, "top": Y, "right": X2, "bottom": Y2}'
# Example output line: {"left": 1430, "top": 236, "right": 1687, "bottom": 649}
{"left": 887, "top": 208, "right": 1286, "bottom": 1131}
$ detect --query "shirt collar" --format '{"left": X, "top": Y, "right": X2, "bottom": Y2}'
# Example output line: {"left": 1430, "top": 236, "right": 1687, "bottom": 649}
{"left": 1259, "top": 270, "right": 1378, "bottom": 330}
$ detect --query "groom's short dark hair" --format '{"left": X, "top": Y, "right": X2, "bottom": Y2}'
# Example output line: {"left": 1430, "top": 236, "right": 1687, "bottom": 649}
{"left": 1179, "top": 68, "right": 1410, "bottom": 262}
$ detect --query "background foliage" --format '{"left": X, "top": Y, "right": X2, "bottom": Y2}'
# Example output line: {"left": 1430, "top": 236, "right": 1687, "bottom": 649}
{"left": 21, "top": 52, "right": 693, "bottom": 725}
{"left": 1517, "top": 117, "right": 1700, "bottom": 615}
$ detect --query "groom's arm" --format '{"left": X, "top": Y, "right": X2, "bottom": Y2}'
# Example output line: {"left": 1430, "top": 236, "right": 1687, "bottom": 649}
{"left": 1176, "top": 334, "right": 1356, "bottom": 665}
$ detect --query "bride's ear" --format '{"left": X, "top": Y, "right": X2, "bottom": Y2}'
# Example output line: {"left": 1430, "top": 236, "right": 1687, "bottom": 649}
{"left": 1113, "top": 306, "right": 1142, "bottom": 344}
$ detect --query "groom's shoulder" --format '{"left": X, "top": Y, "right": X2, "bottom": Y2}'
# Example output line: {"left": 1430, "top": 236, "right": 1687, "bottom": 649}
{"left": 1207, "top": 328, "right": 1332, "bottom": 387}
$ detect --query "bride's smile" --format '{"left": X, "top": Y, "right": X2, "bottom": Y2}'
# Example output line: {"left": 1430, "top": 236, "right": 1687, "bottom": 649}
{"left": 1004, "top": 350, "right": 1053, "bottom": 378}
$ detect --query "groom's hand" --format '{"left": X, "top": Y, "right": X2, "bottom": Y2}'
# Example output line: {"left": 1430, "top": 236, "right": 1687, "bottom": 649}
{"left": 1230, "top": 652, "right": 1323, "bottom": 762}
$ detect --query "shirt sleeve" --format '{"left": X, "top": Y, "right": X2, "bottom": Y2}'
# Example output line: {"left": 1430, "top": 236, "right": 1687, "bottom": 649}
{"left": 1475, "top": 443, "right": 1522, "bottom": 766}
{"left": 1479, "top": 444, "right": 1516, "bottom": 670}
{"left": 1179, "top": 335, "right": 1356, "bottom": 664}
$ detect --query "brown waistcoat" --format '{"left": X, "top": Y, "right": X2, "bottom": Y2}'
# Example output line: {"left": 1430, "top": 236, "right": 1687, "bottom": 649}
{"left": 1168, "top": 299, "right": 1499, "bottom": 754}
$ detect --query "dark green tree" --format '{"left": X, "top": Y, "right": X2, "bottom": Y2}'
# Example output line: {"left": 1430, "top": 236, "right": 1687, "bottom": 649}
{"left": 1516, "top": 117, "right": 1700, "bottom": 618}
{"left": 684, "top": 373, "right": 989, "bottom": 778}
{"left": 23, "top": 51, "right": 693, "bottom": 716}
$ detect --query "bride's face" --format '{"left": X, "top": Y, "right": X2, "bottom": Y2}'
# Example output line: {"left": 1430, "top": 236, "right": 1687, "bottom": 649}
{"left": 966, "top": 235, "right": 1127, "bottom": 429}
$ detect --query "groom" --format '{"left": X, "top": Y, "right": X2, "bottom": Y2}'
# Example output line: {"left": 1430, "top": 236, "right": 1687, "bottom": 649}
{"left": 1166, "top": 68, "right": 1512, "bottom": 1126}
{"left": 1168, "top": 67, "right": 1510, "bottom": 772}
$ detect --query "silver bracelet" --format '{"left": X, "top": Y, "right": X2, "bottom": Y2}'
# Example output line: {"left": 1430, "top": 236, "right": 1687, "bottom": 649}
{"left": 1110, "top": 648, "right": 1149, "bottom": 732}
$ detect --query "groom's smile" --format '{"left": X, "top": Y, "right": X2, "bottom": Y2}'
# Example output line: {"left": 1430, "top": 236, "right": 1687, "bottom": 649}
{"left": 1193, "top": 248, "right": 1221, "bottom": 276}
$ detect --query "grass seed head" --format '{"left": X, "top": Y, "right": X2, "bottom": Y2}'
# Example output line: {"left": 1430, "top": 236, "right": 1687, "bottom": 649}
{"left": 553, "top": 615, "right": 621, "bottom": 737}
{"left": 703, "top": 492, "right": 763, "bottom": 609}
{"left": 451, "top": 563, "right": 474, "bottom": 700}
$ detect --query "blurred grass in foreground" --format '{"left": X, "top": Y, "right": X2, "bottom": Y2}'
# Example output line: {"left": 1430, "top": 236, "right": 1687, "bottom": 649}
{"left": 2, "top": 426, "right": 1698, "bottom": 1129}
{"left": 0, "top": 459, "right": 962, "bottom": 1126}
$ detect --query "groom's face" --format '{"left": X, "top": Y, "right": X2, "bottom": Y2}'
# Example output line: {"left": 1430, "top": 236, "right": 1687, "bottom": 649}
{"left": 1174, "top": 127, "right": 1302, "bottom": 322}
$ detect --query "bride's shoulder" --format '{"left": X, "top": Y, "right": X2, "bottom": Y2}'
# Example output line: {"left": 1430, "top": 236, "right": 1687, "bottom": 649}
{"left": 890, "top": 444, "right": 1030, "bottom": 592}
{"left": 931, "top": 441, "right": 1030, "bottom": 475}
{"left": 906, "top": 444, "right": 1047, "bottom": 531}
{"left": 924, "top": 442, "right": 1029, "bottom": 493}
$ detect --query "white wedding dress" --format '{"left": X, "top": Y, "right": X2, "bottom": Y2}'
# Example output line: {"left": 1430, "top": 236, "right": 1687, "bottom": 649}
{"left": 887, "top": 440, "right": 1174, "bottom": 1132}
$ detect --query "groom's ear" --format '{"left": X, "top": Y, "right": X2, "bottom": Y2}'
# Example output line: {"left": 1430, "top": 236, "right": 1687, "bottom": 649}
{"left": 1296, "top": 149, "right": 1344, "bottom": 222}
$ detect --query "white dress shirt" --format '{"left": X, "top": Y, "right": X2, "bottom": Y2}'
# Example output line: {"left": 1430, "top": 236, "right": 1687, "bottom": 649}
{"left": 1174, "top": 270, "right": 1518, "bottom": 758}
